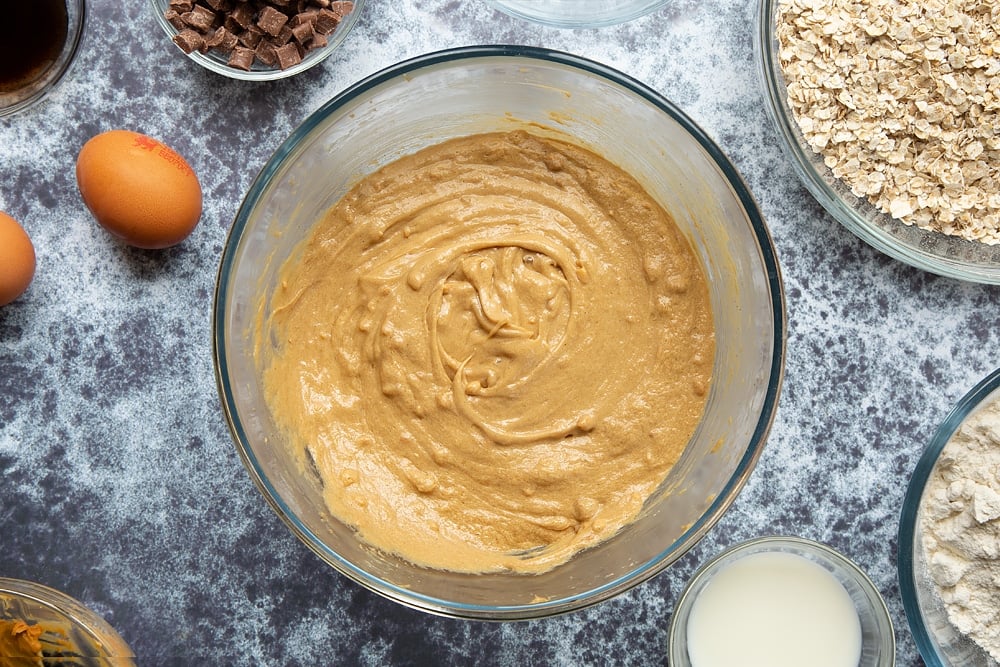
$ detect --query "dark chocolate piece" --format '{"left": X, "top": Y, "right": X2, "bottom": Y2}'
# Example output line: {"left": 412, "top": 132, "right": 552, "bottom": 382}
{"left": 328, "top": 1, "right": 353, "bottom": 19}
{"left": 172, "top": 28, "right": 205, "bottom": 54}
{"left": 257, "top": 5, "right": 288, "bottom": 36}
{"left": 205, "top": 26, "right": 238, "bottom": 53}
{"left": 310, "top": 31, "right": 327, "bottom": 49}
{"left": 164, "top": 8, "right": 186, "bottom": 30}
{"left": 291, "top": 20, "right": 313, "bottom": 45}
{"left": 237, "top": 25, "right": 264, "bottom": 48}
{"left": 228, "top": 2, "right": 255, "bottom": 29}
{"left": 274, "top": 42, "right": 301, "bottom": 69}
{"left": 181, "top": 5, "right": 216, "bottom": 32}
{"left": 271, "top": 24, "right": 293, "bottom": 46}
{"left": 313, "top": 7, "right": 341, "bottom": 34}
{"left": 254, "top": 40, "right": 277, "bottom": 67}
{"left": 227, "top": 45, "right": 256, "bottom": 70}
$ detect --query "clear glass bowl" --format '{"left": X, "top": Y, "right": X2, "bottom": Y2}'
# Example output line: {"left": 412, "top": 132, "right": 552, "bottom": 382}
{"left": 755, "top": 0, "right": 1000, "bottom": 284}
{"left": 485, "top": 0, "right": 669, "bottom": 28}
{"left": 0, "top": 577, "right": 135, "bottom": 663}
{"left": 148, "top": 0, "right": 365, "bottom": 81}
{"left": 214, "top": 45, "right": 786, "bottom": 619}
{"left": 898, "top": 367, "right": 1000, "bottom": 666}
{"left": 668, "top": 536, "right": 895, "bottom": 666}
{"left": 0, "top": 0, "right": 86, "bottom": 117}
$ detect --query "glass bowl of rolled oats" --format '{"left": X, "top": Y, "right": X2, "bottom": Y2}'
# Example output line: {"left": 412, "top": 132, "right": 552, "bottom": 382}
{"left": 756, "top": 0, "right": 1000, "bottom": 284}
{"left": 150, "top": 0, "right": 365, "bottom": 81}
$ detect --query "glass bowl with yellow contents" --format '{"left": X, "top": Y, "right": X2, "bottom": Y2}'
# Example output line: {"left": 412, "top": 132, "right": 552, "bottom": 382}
{"left": 214, "top": 45, "right": 786, "bottom": 618}
{"left": 0, "top": 577, "right": 134, "bottom": 663}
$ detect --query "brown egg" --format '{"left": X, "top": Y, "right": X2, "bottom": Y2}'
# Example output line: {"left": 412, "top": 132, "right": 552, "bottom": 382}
{"left": 0, "top": 211, "right": 36, "bottom": 306}
{"left": 76, "top": 130, "right": 202, "bottom": 249}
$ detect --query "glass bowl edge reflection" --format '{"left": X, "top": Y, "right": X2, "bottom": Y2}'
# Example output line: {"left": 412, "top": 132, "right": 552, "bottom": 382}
{"left": 214, "top": 45, "right": 785, "bottom": 619}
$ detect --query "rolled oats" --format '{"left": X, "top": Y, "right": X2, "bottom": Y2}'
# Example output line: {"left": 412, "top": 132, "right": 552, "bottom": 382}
{"left": 777, "top": 0, "right": 1000, "bottom": 244}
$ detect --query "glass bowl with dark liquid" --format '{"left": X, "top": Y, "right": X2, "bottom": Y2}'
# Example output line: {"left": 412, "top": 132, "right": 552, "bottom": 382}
{"left": 0, "top": 0, "right": 85, "bottom": 117}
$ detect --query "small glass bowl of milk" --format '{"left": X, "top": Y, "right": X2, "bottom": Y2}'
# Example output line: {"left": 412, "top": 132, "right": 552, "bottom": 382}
{"left": 668, "top": 536, "right": 895, "bottom": 667}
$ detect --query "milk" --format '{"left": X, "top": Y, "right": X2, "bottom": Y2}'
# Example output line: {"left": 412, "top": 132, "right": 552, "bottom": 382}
{"left": 685, "top": 550, "right": 863, "bottom": 667}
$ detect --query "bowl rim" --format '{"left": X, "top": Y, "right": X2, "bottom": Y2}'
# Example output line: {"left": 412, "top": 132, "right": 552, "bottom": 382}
{"left": 213, "top": 44, "right": 787, "bottom": 619}
{"left": 147, "top": 0, "right": 366, "bottom": 81}
{"left": 0, "top": 577, "right": 135, "bottom": 659}
{"left": 667, "top": 535, "right": 896, "bottom": 664}
{"left": 897, "top": 366, "right": 1000, "bottom": 666}
{"left": 754, "top": 0, "right": 1000, "bottom": 285}
{"left": 484, "top": 0, "right": 668, "bottom": 29}
{"left": 0, "top": 0, "right": 87, "bottom": 118}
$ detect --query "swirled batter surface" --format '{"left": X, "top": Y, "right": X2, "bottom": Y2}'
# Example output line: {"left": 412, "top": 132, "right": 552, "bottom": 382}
{"left": 259, "top": 130, "right": 714, "bottom": 573}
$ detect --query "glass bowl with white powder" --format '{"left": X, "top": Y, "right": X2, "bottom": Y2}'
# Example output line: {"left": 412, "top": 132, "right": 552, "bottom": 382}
{"left": 899, "top": 366, "right": 1000, "bottom": 666}
{"left": 756, "top": 0, "right": 1000, "bottom": 284}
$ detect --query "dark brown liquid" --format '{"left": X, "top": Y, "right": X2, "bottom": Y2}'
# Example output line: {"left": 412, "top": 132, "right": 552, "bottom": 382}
{"left": 0, "top": 0, "right": 69, "bottom": 93}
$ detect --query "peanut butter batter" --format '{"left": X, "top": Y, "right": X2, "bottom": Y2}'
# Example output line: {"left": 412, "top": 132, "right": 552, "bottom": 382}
{"left": 258, "top": 130, "right": 715, "bottom": 573}
{"left": 0, "top": 620, "right": 42, "bottom": 667}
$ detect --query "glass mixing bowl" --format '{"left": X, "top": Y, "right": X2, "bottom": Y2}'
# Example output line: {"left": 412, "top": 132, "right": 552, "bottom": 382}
{"left": 148, "top": 0, "right": 366, "bottom": 81}
{"left": 0, "top": 577, "right": 135, "bottom": 663}
{"left": 214, "top": 45, "right": 786, "bottom": 619}
{"left": 485, "top": 0, "right": 669, "bottom": 28}
{"left": 756, "top": 0, "right": 1000, "bottom": 284}
{"left": 898, "top": 367, "right": 1000, "bottom": 665}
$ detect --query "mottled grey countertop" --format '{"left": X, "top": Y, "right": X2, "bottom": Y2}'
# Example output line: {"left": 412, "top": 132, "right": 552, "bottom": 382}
{"left": 2, "top": 1, "right": 999, "bottom": 665}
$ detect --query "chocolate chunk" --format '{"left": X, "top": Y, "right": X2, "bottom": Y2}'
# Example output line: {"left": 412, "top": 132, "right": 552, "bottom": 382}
{"left": 238, "top": 25, "right": 264, "bottom": 48}
{"left": 313, "top": 8, "right": 340, "bottom": 34}
{"left": 289, "top": 11, "right": 317, "bottom": 27}
{"left": 168, "top": 0, "right": 195, "bottom": 11}
{"left": 205, "top": 26, "right": 239, "bottom": 53}
{"left": 227, "top": 45, "right": 256, "bottom": 71}
{"left": 314, "top": 3, "right": 352, "bottom": 34}
{"left": 291, "top": 21, "right": 313, "bottom": 45}
{"left": 254, "top": 40, "right": 277, "bottom": 67}
{"left": 164, "top": 9, "right": 186, "bottom": 30}
{"left": 274, "top": 42, "right": 302, "bottom": 69}
{"left": 257, "top": 5, "right": 289, "bottom": 35}
{"left": 181, "top": 5, "right": 216, "bottom": 32}
{"left": 172, "top": 28, "right": 205, "bottom": 54}
{"left": 272, "top": 24, "right": 293, "bottom": 46}
{"left": 204, "top": 0, "right": 233, "bottom": 11}
{"left": 309, "top": 31, "right": 327, "bottom": 49}
{"left": 228, "top": 2, "right": 255, "bottom": 29}
{"left": 329, "top": 1, "right": 354, "bottom": 19}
